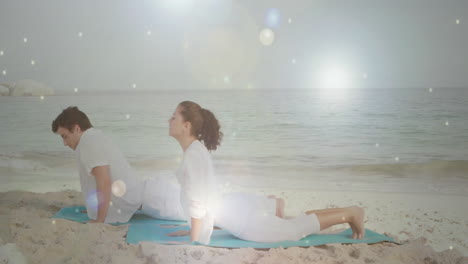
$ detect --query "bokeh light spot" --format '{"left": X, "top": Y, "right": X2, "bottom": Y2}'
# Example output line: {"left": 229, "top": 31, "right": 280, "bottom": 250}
{"left": 265, "top": 8, "right": 281, "bottom": 28}
{"left": 259, "top": 28, "right": 275, "bottom": 46}
{"left": 112, "top": 180, "right": 127, "bottom": 197}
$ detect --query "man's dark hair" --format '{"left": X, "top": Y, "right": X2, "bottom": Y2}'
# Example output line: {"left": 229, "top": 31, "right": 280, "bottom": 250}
{"left": 52, "top": 106, "right": 93, "bottom": 133}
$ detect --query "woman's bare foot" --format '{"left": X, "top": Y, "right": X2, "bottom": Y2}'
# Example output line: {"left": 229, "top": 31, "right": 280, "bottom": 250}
{"left": 348, "top": 206, "right": 365, "bottom": 239}
{"left": 276, "top": 198, "right": 285, "bottom": 218}
{"left": 267, "top": 195, "right": 285, "bottom": 218}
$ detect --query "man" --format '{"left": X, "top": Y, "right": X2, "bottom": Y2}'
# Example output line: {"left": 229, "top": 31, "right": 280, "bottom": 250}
{"left": 52, "top": 106, "right": 144, "bottom": 223}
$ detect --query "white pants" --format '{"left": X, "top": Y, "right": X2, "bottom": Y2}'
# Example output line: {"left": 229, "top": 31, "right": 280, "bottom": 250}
{"left": 141, "top": 178, "right": 320, "bottom": 242}
{"left": 215, "top": 192, "right": 321, "bottom": 243}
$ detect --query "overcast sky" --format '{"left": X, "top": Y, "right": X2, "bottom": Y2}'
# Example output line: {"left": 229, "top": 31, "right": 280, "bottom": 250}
{"left": 0, "top": 0, "right": 467, "bottom": 91}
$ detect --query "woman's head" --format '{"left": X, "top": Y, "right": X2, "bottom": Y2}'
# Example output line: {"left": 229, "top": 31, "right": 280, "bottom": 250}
{"left": 169, "top": 101, "right": 223, "bottom": 151}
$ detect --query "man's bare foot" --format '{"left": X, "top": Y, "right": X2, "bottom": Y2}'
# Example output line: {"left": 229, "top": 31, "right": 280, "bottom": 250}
{"left": 348, "top": 206, "right": 365, "bottom": 239}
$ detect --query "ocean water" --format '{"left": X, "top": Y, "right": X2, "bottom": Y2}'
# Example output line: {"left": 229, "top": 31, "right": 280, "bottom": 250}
{"left": 1, "top": 88, "right": 468, "bottom": 194}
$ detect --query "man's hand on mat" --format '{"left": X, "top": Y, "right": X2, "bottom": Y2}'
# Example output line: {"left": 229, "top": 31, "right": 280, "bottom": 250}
{"left": 81, "top": 209, "right": 87, "bottom": 213}
{"left": 167, "top": 230, "right": 190, "bottom": 237}
{"left": 166, "top": 241, "right": 190, "bottom": 245}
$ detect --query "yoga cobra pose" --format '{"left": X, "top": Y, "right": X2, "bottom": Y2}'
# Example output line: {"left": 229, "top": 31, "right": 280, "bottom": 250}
{"left": 167, "top": 101, "right": 365, "bottom": 244}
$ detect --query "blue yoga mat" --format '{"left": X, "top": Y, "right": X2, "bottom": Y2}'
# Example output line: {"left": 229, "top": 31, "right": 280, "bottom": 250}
{"left": 53, "top": 206, "right": 397, "bottom": 248}
{"left": 127, "top": 223, "right": 397, "bottom": 248}
{"left": 52, "top": 206, "right": 184, "bottom": 226}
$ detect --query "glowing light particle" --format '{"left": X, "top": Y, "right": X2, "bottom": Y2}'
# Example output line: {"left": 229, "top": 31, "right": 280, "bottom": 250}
{"left": 265, "top": 8, "right": 281, "bottom": 28}
{"left": 111, "top": 180, "right": 127, "bottom": 197}
{"left": 259, "top": 28, "right": 275, "bottom": 46}
{"left": 0, "top": 50, "right": 3, "bottom": 56}
{"left": 292, "top": 58, "right": 296, "bottom": 64}
{"left": 52, "top": 220, "right": 56, "bottom": 225}
{"left": 429, "top": 88, "right": 433, "bottom": 93}
{"left": 74, "top": 88, "right": 78, "bottom": 93}
{"left": 132, "top": 83, "right": 136, "bottom": 89}
{"left": 86, "top": 192, "right": 99, "bottom": 211}
{"left": 31, "top": 60, "right": 35, "bottom": 65}
{"left": 147, "top": 30, "right": 152, "bottom": 36}
{"left": 224, "top": 76, "right": 230, "bottom": 84}
{"left": 117, "top": 209, "right": 121, "bottom": 214}
{"left": 445, "top": 121, "right": 449, "bottom": 126}
{"left": 2, "top": 70, "right": 6, "bottom": 75}
{"left": 23, "top": 38, "right": 28, "bottom": 43}
{"left": 375, "top": 143, "right": 380, "bottom": 148}
{"left": 395, "top": 157, "right": 399, "bottom": 162}
{"left": 449, "top": 246, "right": 453, "bottom": 250}
{"left": 126, "top": 114, "right": 131, "bottom": 120}
{"left": 456, "top": 19, "right": 460, "bottom": 24}
{"left": 363, "top": 73, "right": 368, "bottom": 79}
{"left": 40, "top": 96, "right": 44, "bottom": 100}
{"left": 288, "top": 18, "right": 292, "bottom": 24}
{"left": 78, "top": 32, "right": 83, "bottom": 38}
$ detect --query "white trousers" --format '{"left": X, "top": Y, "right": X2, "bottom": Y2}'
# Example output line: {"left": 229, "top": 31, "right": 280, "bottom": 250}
{"left": 141, "top": 178, "right": 320, "bottom": 243}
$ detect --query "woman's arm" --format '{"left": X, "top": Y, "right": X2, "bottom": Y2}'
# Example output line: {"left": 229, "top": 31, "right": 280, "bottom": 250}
{"left": 190, "top": 217, "right": 203, "bottom": 242}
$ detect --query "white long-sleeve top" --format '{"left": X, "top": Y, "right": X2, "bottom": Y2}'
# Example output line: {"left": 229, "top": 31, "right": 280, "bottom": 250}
{"left": 176, "top": 140, "right": 221, "bottom": 244}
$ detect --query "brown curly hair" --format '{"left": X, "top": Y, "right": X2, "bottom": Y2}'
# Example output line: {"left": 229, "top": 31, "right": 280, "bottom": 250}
{"left": 178, "top": 101, "right": 223, "bottom": 151}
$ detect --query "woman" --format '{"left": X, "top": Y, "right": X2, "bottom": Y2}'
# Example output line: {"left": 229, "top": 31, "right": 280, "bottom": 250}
{"left": 168, "top": 101, "right": 365, "bottom": 244}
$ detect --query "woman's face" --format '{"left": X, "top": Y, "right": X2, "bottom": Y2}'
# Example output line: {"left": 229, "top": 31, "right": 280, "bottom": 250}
{"left": 168, "top": 106, "right": 188, "bottom": 138}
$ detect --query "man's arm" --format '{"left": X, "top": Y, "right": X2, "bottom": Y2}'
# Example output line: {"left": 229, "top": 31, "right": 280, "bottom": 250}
{"left": 90, "top": 165, "right": 111, "bottom": 223}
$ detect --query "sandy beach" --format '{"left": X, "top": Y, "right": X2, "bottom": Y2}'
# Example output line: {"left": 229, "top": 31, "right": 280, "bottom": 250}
{"left": 1, "top": 188, "right": 466, "bottom": 264}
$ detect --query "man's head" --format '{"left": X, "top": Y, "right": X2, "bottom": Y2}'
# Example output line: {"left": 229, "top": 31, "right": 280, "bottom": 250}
{"left": 52, "top": 106, "right": 93, "bottom": 150}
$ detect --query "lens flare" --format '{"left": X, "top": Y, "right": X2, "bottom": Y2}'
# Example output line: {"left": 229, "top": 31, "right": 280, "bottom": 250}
{"left": 265, "top": 8, "right": 281, "bottom": 28}
{"left": 259, "top": 28, "right": 275, "bottom": 46}
{"left": 112, "top": 180, "right": 127, "bottom": 197}
{"left": 86, "top": 191, "right": 99, "bottom": 211}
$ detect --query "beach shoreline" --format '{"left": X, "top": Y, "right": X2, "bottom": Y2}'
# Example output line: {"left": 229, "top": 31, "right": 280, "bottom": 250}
{"left": 1, "top": 188, "right": 466, "bottom": 264}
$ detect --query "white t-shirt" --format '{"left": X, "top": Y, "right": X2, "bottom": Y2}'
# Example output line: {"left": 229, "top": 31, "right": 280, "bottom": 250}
{"left": 176, "top": 140, "right": 221, "bottom": 244}
{"left": 75, "top": 128, "right": 143, "bottom": 223}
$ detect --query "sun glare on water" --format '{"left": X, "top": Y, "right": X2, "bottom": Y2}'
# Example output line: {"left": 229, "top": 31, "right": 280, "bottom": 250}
{"left": 317, "top": 65, "right": 353, "bottom": 90}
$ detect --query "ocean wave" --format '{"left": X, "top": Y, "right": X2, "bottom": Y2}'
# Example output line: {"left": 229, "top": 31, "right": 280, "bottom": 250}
{"left": 336, "top": 160, "right": 468, "bottom": 179}
{"left": 0, "top": 151, "right": 74, "bottom": 171}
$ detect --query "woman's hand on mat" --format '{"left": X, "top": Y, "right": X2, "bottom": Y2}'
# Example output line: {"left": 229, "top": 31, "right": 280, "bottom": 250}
{"left": 81, "top": 209, "right": 87, "bottom": 213}
{"left": 88, "top": 219, "right": 104, "bottom": 223}
{"left": 167, "top": 230, "right": 190, "bottom": 237}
